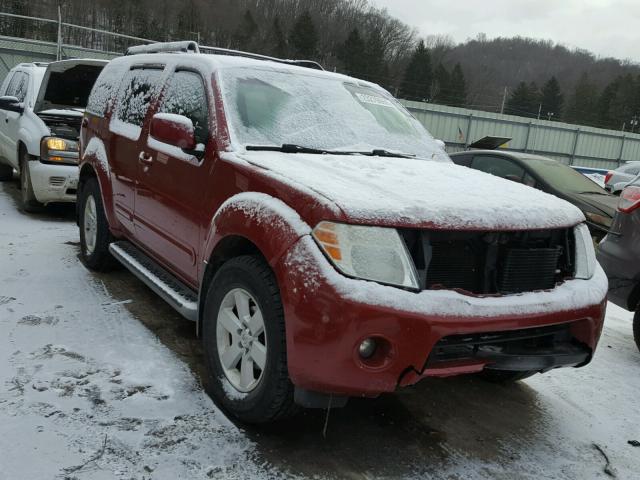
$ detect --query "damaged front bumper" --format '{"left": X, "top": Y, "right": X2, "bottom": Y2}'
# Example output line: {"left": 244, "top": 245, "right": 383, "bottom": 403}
{"left": 276, "top": 236, "right": 608, "bottom": 398}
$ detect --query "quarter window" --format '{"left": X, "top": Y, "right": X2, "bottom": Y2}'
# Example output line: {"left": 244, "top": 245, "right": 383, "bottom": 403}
{"left": 158, "top": 70, "right": 209, "bottom": 144}
{"left": 472, "top": 155, "right": 525, "bottom": 182}
{"left": 115, "top": 67, "right": 163, "bottom": 127}
{"left": 6, "top": 72, "right": 28, "bottom": 102}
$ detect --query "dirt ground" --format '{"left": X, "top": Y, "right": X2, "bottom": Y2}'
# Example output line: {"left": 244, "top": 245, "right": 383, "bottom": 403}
{"left": 1, "top": 178, "right": 639, "bottom": 480}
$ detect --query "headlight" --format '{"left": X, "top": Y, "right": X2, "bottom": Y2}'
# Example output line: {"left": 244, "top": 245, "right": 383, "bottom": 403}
{"left": 574, "top": 223, "right": 596, "bottom": 279}
{"left": 40, "top": 137, "right": 79, "bottom": 165}
{"left": 312, "top": 221, "right": 419, "bottom": 289}
{"left": 584, "top": 211, "right": 612, "bottom": 229}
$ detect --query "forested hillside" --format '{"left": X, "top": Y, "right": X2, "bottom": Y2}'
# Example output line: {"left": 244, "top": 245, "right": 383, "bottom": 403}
{"left": 3, "top": 0, "right": 639, "bottom": 130}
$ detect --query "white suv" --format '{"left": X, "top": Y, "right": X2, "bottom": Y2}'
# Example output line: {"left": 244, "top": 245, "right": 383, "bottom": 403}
{"left": 0, "top": 59, "right": 107, "bottom": 211}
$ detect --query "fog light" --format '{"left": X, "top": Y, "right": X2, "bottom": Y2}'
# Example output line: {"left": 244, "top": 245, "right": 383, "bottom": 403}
{"left": 358, "top": 338, "right": 377, "bottom": 359}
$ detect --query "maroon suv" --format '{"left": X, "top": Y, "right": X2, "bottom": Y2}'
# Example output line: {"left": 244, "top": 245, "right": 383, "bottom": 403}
{"left": 78, "top": 42, "right": 607, "bottom": 423}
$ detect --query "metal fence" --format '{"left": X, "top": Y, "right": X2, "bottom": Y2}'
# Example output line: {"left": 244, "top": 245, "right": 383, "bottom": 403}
{"left": 1, "top": 11, "right": 639, "bottom": 170}
{"left": 401, "top": 100, "right": 640, "bottom": 170}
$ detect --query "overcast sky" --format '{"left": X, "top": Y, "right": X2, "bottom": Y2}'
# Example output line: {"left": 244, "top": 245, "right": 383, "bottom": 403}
{"left": 372, "top": 0, "right": 640, "bottom": 63}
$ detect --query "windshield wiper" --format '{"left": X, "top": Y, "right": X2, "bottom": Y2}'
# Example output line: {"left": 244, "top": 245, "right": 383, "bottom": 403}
{"left": 246, "top": 144, "right": 330, "bottom": 154}
{"left": 246, "top": 144, "right": 415, "bottom": 159}
{"left": 577, "top": 191, "right": 608, "bottom": 195}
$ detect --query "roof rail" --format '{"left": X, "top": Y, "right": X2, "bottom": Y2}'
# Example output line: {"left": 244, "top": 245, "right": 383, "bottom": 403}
{"left": 200, "top": 45, "right": 324, "bottom": 70}
{"left": 125, "top": 41, "right": 324, "bottom": 70}
{"left": 126, "top": 41, "right": 199, "bottom": 56}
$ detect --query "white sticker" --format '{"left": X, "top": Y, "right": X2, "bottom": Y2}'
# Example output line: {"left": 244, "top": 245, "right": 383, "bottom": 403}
{"left": 355, "top": 92, "right": 394, "bottom": 108}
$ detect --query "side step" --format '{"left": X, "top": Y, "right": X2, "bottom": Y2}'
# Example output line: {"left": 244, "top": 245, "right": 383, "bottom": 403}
{"left": 109, "top": 241, "right": 198, "bottom": 321}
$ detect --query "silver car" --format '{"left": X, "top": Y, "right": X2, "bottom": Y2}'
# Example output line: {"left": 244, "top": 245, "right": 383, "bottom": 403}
{"left": 605, "top": 162, "right": 640, "bottom": 194}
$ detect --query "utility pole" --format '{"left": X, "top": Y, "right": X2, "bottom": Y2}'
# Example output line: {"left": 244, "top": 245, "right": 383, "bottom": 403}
{"left": 537, "top": 103, "right": 542, "bottom": 120}
{"left": 56, "top": 2, "right": 63, "bottom": 61}
{"left": 500, "top": 86, "right": 508, "bottom": 114}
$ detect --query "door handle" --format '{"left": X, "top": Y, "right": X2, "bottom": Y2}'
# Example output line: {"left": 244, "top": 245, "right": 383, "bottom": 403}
{"left": 138, "top": 151, "right": 153, "bottom": 165}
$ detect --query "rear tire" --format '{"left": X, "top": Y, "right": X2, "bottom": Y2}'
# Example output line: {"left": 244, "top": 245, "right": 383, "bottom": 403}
{"left": 202, "top": 255, "right": 297, "bottom": 424}
{"left": 633, "top": 310, "right": 640, "bottom": 353}
{"left": 478, "top": 369, "right": 537, "bottom": 383}
{"left": 20, "top": 156, "right": 43, "bottom": 213}
{"left": 78, "top": 177, "right": 118, "bottom": 271}
{"left": 0, "top": 163, "right": 12, "bottom": 181}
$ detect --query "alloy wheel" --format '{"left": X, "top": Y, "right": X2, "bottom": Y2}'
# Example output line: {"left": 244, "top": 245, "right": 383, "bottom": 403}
{"left": 216, "top": 288, "right": 268, "bottom": 393}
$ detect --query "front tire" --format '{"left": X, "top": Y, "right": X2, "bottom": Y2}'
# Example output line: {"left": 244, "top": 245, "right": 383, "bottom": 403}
{"left": 633, "top": 310, "right": 640, "bottom": 353}
{"left": 20, "top": 157, "right": 43, "bottom": 213}
{"left": 78, "top": 177, "right": 117, "bottom": 271}
{"left": 202, "top": 255, "right": 297, "bottom": 423}
{"left": 478, "top": 369, "right": 537, "bottom": 383}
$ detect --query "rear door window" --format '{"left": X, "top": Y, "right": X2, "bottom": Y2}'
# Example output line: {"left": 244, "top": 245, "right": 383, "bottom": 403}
{"left": 624, "top": 165, "right": 640, "bottom": 176}
{"left": 158, "top": 70, "right": 209, "bottom": 145}
{"left": 472, "top": 155, "right": 525, "bottom": 182}
{"left": 115, "top": 67, "right": 164, "bottom": 127}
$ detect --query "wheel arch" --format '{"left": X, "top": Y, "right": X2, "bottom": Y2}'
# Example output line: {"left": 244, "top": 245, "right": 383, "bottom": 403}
{"left": 198, "top": 192, "right": 312, "bottom": 335}
{"left": 78, "top": 137, "right": 118, "bottom": 232}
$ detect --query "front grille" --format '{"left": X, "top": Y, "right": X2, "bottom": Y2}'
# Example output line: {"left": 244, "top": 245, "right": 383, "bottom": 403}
{"left": 400, "top": 229, "right": 574, "bottom": 295}
{"left": 499, "top": 247, "right": 561, "bottom": 293}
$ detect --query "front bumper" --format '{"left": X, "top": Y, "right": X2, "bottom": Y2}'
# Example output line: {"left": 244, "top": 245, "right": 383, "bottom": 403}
{"left": 29, "top": 160, "right": 78, "bottom": 204}
{"left": 276, "top": 236, "right": 608, "bottom": 397}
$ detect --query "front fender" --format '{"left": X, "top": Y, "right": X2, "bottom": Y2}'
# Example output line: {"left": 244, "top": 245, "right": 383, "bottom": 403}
{"left": 202, "top": 192, "right": 311, "bottom": 277}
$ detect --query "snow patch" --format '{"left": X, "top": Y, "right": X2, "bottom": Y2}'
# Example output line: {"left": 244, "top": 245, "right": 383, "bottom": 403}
{"left": 214, "top": 191, "right": 311, "bottom": 238}
{"left": 83, "top": 136, "right": 109, "bottom": 175}
{"left": 234, "top": 151, "right": 585, "bottom": 230}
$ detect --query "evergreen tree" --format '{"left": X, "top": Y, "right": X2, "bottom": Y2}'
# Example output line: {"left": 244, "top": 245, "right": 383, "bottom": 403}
{"left": 506, "top": 81, "right": 539, "bottom": 117}
{"left": 540, "top": 76, "right": 563, "bottom": 120}
{"left": 365, "top": 28, "right": 389, "bottom": 88}
{"left": 596, "top": 79, "right": 620, "bottom": 129}
{"left": 269, "top": 18, "right": 288, "bottom": 58}
{"left": 289, "top": 10, "right": 318, "bottom": 59}
{"left": 339, "top": 28, "right": 368, "bottom": 79}
{"left": 235, "top": 9, "right": 258, "bottom": 51}
{"left": 399, "top": 40, "right": 432, "bottom": 101}
{"left": 431, "top": 64, "right": 450, "bottom": 103}
{"left": 449, "top": 63, "right": 468, "bottom": 107}
{"left": 608, "top": 74, "right": 639, "bottom": 129}
{"left": 564, "top": 73, "right": 600, "bottom": 126}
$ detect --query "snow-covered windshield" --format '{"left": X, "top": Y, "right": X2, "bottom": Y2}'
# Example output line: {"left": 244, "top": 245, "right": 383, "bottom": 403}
{"left": 219, "top": 67, "right": 448, "bottom": 161}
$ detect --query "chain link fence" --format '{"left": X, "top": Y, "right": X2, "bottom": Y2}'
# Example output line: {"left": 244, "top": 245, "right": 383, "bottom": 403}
{"left": 0, "top": 12, "right": 156, "bottom": 58}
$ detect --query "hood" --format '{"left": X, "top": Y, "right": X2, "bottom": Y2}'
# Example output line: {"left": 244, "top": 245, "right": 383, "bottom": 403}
{"left": 233, "top": 151, "right": 585, "bottom": 231}
{"left": 34, "top": 59, "right": 108, "bottom": 113}
{"left": 570, "top": 191, "right": 618, "bottom": 218}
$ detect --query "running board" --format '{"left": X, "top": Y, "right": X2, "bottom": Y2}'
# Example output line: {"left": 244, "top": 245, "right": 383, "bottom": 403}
{"left": 109, "top": 241, "right": 198, "bottom": 321}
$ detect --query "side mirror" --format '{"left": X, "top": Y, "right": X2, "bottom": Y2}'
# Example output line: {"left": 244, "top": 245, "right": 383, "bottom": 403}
{"left": 149, "top": 113, "right": 196, "bottom": 150}
{"left": 0, "top": 95, "right": 23, "bottom": 113}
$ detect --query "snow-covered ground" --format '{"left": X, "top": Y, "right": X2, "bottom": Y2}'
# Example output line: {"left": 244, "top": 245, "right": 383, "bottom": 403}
{"left": 1, "top": 179, "right": 639, "bottom": 479}
{"left": 0, "top": 184, "right": 284, "bottom": 479}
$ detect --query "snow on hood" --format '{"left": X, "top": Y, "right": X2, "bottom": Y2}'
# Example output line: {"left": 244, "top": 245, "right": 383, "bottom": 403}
{"left": 232, "top": 151, "right": 585, "bottom": 230}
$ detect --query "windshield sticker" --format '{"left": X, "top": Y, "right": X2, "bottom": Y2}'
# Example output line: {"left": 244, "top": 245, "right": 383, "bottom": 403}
{"left": 354, "top": 92, "right": 394, "bottom": 108}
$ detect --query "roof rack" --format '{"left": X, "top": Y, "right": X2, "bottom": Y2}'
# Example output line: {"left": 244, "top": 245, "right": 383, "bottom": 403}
{"left": 125, "top": 41, "right": 324, "bottom": 71}
{"left": 126, "top": 41, "right": 199, "bottom": 56}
